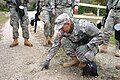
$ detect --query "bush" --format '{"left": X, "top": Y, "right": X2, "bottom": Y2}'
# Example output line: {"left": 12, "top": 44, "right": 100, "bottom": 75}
{"left": 28, "top": 1, "right": 36, "bottom": 11}
{"left": 78, "top": 6, "right": 106, "bottom": 16}
{"left": 0, "top": 2, "right": 36, "bottom": 11}
{"left": 0, "top": 3, "right": 8, "bottom": 12}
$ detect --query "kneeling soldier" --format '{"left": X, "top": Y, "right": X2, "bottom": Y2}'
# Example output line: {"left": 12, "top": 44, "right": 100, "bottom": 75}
{"left": 41, "top": 13, "right": 104, "bottom": 70}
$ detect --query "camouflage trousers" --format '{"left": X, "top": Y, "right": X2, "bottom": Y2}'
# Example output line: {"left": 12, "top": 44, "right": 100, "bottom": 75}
{"left": 41, "top": 10, "right": 55, "bottom": 37}
{"left": 103, "top": 9, "right": 120, "bottom": 45}
{"left": 10, "top": 7, "right": 29, "bottom": 39}
{"left": 56, "top": 6, "right": 73, "bottom": 19}
{"left": 61, "top": 37, "right": 98, "bottom": 62}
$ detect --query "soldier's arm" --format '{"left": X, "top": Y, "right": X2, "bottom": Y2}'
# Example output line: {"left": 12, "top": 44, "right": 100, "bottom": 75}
{"left": 85, "top": 22, "right": 104, "bottom": 49}
{"left": 46, "top": 31, "right": 63, "bottom": 60}
{"left": 50, "top": 0, "right": 55, "bottom": 9}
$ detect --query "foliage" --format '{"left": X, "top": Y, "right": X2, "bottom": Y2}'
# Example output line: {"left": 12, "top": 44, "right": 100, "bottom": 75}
{"left": 0, "top": 1, "right": 36, "bottom": 11}
{"left": 96, "top": 0, "right": 108, "bottom": 5}
{"left": 81, "top": 0, "right": 108, "bottom": 5}
{"left": 28, "top": 1, "right": 36, "bottom": 11}
{"left": 78, "top": 6, "right": 106, "bottom": 16}
{"left": 0, "top": 3, "right": 8, "bottom": 12}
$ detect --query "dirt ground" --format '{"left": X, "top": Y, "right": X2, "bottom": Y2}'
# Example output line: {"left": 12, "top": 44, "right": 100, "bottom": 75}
{"left": 0, "top": 15, "right": 120, "bottom": 80}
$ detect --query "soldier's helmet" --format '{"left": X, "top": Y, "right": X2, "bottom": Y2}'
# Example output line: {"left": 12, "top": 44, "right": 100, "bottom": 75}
{"left": 54, "top": 13, "right": 71, "bottom": 31}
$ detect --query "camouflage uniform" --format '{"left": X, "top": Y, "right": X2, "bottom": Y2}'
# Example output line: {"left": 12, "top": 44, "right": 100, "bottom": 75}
{"left": 103, "top": 0, "right": 120, "bottom": 45}
{"left": 46, "top": 19, "right": 104, "bottom": 62}
{"left": 37, "top": 0, "right": 54, "bottom": 37}
{"left": 8, "top": 0, "right": 29, "bottom": 39}
{"left": 51, "top": 0, "right": 80, "bottom": 18}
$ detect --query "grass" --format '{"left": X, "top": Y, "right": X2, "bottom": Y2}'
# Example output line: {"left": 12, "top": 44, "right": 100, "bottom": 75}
{"left": 109, "top": 34, "right": 116, "bottom": 44}
{"left": 0, "top": 16, "right": 5, "bottom": 21}
{"left": 0, "top": 15, "right": 7, "bottom": 23}
{"left": 101, "top": 26, "right": 116, "bottom": 44}
{"left": 0, "top": 13, "right": 8, "bottom": 29}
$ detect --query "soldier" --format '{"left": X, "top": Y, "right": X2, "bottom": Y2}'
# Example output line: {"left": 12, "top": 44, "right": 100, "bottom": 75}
{"left": 36, "top": 0, "right": 54, "bottom": 46}
{"left": 99, "top": 0, "right": 120, "bottom": 56}
{"left": 41, "top": 13, "right": 104, "bottom": 70}
{"left": 4, "top": 0, "right": 33, "bottom": 47}
{"left": 114, "top": 23, "right": 120, "bottom": 70}
{"left": 51, "top": 0, "right": 80, "bottom": 18}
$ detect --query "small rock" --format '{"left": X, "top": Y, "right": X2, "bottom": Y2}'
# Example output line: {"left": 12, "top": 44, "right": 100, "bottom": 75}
{"left": 55, "top": 70, "right": 58, "bottom": 73}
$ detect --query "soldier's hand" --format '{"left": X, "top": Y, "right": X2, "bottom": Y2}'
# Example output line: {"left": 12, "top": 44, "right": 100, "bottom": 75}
{"left": 52, "top": 8, "right": 56, "bottom": 16}
{"left": 41, "top": 60, "right": 50, "bottom": 71}
{"left": 73, "top": 5, "right": 78, "bottom": 14}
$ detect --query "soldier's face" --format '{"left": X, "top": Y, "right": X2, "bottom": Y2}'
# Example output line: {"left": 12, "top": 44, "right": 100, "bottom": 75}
{"left": 61, "top": 23, "right": 71, "bottom": 33}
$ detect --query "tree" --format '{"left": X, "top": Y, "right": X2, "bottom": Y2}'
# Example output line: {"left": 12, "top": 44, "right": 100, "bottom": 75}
{"left": 96, "top": 0, "right": 108, "bottom": 5}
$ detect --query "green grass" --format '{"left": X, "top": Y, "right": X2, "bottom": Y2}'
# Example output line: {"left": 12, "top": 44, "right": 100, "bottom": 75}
{"left": 109, "top": 34, "right": 116, "bottom": 44}
{"left": 0, "top": 16, "right": 7, "bottom": 22}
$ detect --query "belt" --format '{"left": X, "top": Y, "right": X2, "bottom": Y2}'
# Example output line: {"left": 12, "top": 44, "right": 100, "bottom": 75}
{"left": 114, "top": 7, "right": 120, "bottom": 10}
{"left": 42, "top": 5, "right": 49, "bottom": 7}
{"left": 111, "top": 7, "right": 120, "bottom": 10}
{"left": 56, "top": 4, "right": 72, "bottom": 8}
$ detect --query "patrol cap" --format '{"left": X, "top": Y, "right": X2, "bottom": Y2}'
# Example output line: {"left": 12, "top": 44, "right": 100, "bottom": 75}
{"left": 114, "top": 23, "right": 120, "bottom": 31}
{"left": 54, "top": 13, "right": 71, "bottom": 31}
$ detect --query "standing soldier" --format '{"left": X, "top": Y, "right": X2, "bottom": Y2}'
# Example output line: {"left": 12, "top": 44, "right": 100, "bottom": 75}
{"left": 99, "top": 0, "right": 120, "bottom": 56}
{"left": 41, "top": 13, "right": 104, "bottom": 71}
{"left": 114, "top": 23, "right": 120, "bottom": 70}
{"left": 36, "top": 0, "right": 54, "bottom": 46}
{"left": 51, "top": 0, "right": 80, "bottom": 19}
{"left": 4, "top": 0, "right": 33, "bottom": 47}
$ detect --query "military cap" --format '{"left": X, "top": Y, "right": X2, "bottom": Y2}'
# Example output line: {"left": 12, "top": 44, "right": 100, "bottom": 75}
{"left": 54, "top": 13, "right": 71, "bottom": 31}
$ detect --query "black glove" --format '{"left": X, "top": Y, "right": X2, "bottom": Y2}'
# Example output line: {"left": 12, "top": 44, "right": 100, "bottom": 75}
{"left": 41, "top": 60, "right": 50, "bottom": 71}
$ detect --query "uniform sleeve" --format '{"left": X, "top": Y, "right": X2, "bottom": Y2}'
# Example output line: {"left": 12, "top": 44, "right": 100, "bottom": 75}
{"left": 50, "top": 0, "right": 55, "bottom": 8}
{"left": 86, "top": 23, "right": 104, "bottom": 50}
{"left": 74, "top": 0, "right": 80, "bottom": 6}
{"left": 46, "top": 31, "right": 63, "bottom": 60}
{"left": 107, "top": 0, "right": 113, "bottom": 10}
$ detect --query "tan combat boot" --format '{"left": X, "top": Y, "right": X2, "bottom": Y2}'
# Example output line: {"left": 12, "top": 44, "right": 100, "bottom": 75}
{"left": 10, "top": 38, "right": 19, "bottom": 47}
{"left": 63, "top": 56, "right": 79, "bottom": 68}
{"left": 115, "top": 50, "right": 120, "bottom": 57}
{"left": 43, "top": 36, "right": 49, "bottom": 46}
{"left": 78, "top": 62, "right": 87, "bottom": 68}
{"left": 99, "top": 44, "right": 108, "bottom": 53}
{"left": 24, "top": 38, "right": 33, "bottom": 47}
{"left": 48, "top": 36, "right": 53, "bottom": 45}
{"left": 115, "top": 64, "right": 120, "bottom": 70}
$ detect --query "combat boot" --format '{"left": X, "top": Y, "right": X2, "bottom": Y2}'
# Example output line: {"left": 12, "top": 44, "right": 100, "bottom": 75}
{"left": 63, "top": 56, "right": 79, "bottom": 68}
{"left": 99, "top": 44, "right": 108, "bottom": 53}
{"left": 10, "top": 38, "right": 19, "bottom": 47}
{"left": 115, "top": 64, "right": 120, "bottom": 70}
{"left": 24, "top": 38, "right": 33, "bottom": 47}
{"left": 78, "top": 62, "right": 87, "bottom": 68}
{"left": 48, "top": 36, "right": 53, "bottom": 45}
{"left": 115, "top": 50, "right": 120, "bottom": 57}
{"left": 43, "top": 36, "right": 49, "bottom": 46}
